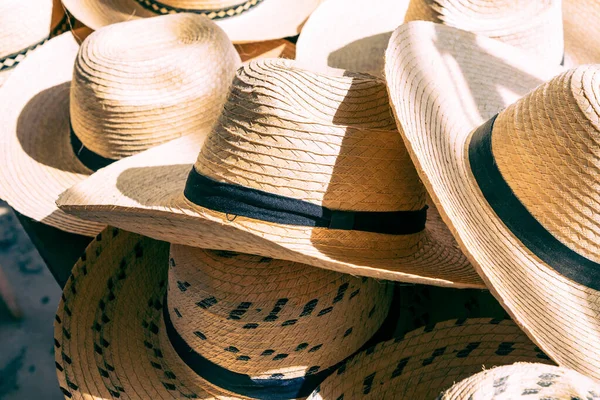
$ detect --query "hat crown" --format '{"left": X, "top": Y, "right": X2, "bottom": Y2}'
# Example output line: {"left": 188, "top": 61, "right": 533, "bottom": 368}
{"left": 491, "top": 65, "right": 600, "bottom": 263}
{"left": 0, "top": 0, "right": 65, "bottom": 57}
{"left": 194, "top": 59, "right": 426, "bottom": 212}
{"left": 158, "top": 0, "right": 248, "bottom": 9}
{"left": 165, "top": 245, "right": 392, "bottom": 378}
{"left": 70, "top": 14, "right": 240, "bottom": 160}
{"left": 405, "top": 0, "right": 563, "bottom": 65}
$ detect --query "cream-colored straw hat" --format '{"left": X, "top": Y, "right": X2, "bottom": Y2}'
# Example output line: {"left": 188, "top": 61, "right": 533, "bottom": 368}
{"left": 562, "top": 0, "right": 600, "bottom": 65}
{"left": 439, "top": 363, "right": 600, "bottom": 399}
{"left": 0, "top": 0, "right": 73, "bottom": 86}
{"left": 0, "top": 13, "right": 240, "bottom": 237}
{"left": 306, "top": 318, "right": 554, "bottom": 400}
{"left": 296, "top": 0, "right": 564, "bottom": 77}
{"left": 54, "top": 226, "right": 392, "bottom": 399}
{"left": 57, "top": 58, "right": 484, "bottom": 288}
{"left": 61, "top": 0, "right": 322, "bottom": 43}
{"left": 386, "top": 22, "right": 600, "bottom": 379}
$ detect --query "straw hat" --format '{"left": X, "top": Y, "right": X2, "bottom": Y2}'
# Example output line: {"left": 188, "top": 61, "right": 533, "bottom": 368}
{"left": 0, "top": 0, "right": 73, "bottom": 86}
{"left": 305, "top": 318, "right": 554, "bottom": 399}
{"left": 0, "top": 14, "right": 240, "bottom": 237}
{"left": 61, "top": 0, "right": 322, "bottom": 43}
{"left": 562, "top": 0, "right": 600, "bottom": 65}
{"left": 54, "top": 227, "right": 392, "bottom": 399}
{"left": 385, "top": 21, "right": 600, "bottom": 379}
{"left": 296, "top": 0, "right": 564, "bottom": 77}
{"left": 57, "top": 58, "right": 484, "bottom": 288}
{"left": 439, "top": 363, "right": 600, "bottom": 399}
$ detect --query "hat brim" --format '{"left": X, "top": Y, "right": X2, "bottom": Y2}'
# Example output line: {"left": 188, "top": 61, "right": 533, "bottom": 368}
{"left": 53, "top": 227, "right": 229, "bottom": 399}
{"left": 308, "top": 319, "right": 553, "bottom": 400}
{"left": 61, "top": 0, "right": 321, "bottom": 43}
{"left": 56, "top": 131, "right": 485, "bottom": 288}
{"left": 0, "top": 31, "right": 105, "bottom": 236}
{"left": 295, "top": 0, "right": 410, "bottom": 77}
{"left": 563, "top": 0, "right": 600, "bottom": 66}
{"left": 385, "top": 22, "right": 600, "bottom": 379}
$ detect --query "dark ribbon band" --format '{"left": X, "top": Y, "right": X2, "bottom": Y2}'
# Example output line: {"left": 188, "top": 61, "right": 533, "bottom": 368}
{"left": 163, "top": 302, "right": 338, "bottom": 399}
{"left": 132, "top": 0, "right": 263, "bottom": 18}
{"left": 0, "top": 13, "right": 72, "bottom": 72}
{"left": 184, "top": 169, "right": 428, "bottom": 235}
{"left": 468, "top": 114, "right": 600, "bottom": 290}
{"left": 70, "top": 124, "right": 117, "bottom": 172}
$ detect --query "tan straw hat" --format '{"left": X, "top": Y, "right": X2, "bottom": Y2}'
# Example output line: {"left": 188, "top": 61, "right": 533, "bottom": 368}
{"left": 61, "top": 0, "right": 322, "bottom": 43}
{"left": 0, "top": 0, "right": 73, "bottom": 86}
{"left": 296, "top": 0, "right": 565, "bottom": 77}
{"left": 57, "top": 58, "right": 484, "bottom": 288}
{"left": 0, "top": 13, "right": 240, "bottom": 237}
{"left": 385, "top": 21, "right": 600, "bottom": 379}
{"left": 439, "top": 362, "right": 600, "bottom": 399}
{"left": 305, "top": 318, "right": 554, "bottom": 400}
{"left": 54, "top": 226, "right": 392, "bottom": 399}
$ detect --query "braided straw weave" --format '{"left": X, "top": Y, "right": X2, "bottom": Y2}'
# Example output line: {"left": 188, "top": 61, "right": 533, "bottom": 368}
{"left": 385, "top": 22, "right": 600, "bottom": 379}
{"left": 439, "top": 363, "right": 600, "bottom": 399}
{"left": 0, "top": 13, "right": 240, "bottom": 236}
{"left": 0, "top": 0, "right": 70, "bottom": 86}
{"left": 54, "top": 227, "right": 392, "bottom": 399}
{"left": 58, "top": 58, "right": 484, "bottom": 288}
{"left": 296, "top": 0, "right": 563, "bottom": 79}
{"left": 306, "top": 318, "right": 554, "bottom": 400}
{"left": 61, "top": 0, "right": 322, "bottom": 43}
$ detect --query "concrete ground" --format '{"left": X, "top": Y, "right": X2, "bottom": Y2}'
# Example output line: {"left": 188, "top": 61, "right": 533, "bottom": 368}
{"left": 0, "top": 201, "right": 63, "bottom": 400}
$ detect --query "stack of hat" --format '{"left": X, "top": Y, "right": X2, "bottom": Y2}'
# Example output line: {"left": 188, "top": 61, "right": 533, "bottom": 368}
{"left": 0, "top": 0, "right": 599, "bottom": 399}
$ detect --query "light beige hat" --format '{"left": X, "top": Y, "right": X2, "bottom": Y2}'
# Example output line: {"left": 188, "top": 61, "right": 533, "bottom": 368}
{"left": 439, "top": 362, "right": 600, "bottom": 399}
{"left": 54, "top": 227, "right": 392, "bottom": 399}
{"left": 385, "top": 21, "right": 600, "bottom": 379}
{"left": 305, "top": 318, "right": 554, "bottom": 400}
{"left": 562, "top": 0, "right": 600, "bottom": 66}
{"left": 0, "top": 13, "right": 240, "bottom": 237}
{"left": 296, "top": 0, "right": 564, "bottom": 77}
{"left": 61, "top": 0, "right": 322, "bottom": 43}
{"left": 0, "top": 0, "right": 73, "bottom": 86}
{"left": 57, "top": 58, "right": 484, "bottom": 288}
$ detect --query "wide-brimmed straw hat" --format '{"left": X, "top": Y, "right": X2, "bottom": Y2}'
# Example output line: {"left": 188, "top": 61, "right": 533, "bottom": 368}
{"left": 0, "top": 13, "right": 240, "bottom": 237}
{"left": 57, "top": 58, "right": 484, "bottom": 288}
{"left": 0, "top": 0, "right": 73, "bottom": 86}
{"left": 61, "top": 0, "right": 322, "bottom": 43}
{"left": 306, "top": 318, "right": 554, "bottom": 400}
{"left": 296, "top": 0, "right": 564, "bottom": 77}
{"left": 54, "top": 227, "right": 393, "bottom": 399}
{"left": 385, "top": 22, "right": 600, "bottom": 379}
{"left": 439, "top": 363, "right": 600, "bottom": 399}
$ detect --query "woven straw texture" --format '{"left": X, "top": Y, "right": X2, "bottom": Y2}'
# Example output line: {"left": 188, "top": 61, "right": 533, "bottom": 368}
{"left": 61, "top": 0, "right": 322, "bottom": 43}
{"left": 0, "top": 0, "right": 70, "bottom": 86}
{"left": 0, "top": 14, "right": 240, "bottom": 236}
{"left": 57, "top": 58, "right": 484, "bottom": 288}
{"left": 385, "top": 22, "right": 600, "bottom": 379}
{"left": 306, "top": 318, "right": 554, "bottom": 400}
{"left": 54, "top": 227, "right": 392, "bottom": 399}
{"left": 563, "top": 0, "right": 600, "bottom": 65}
{"left": 439, "top": 362, "right": 600, "bottom": 399}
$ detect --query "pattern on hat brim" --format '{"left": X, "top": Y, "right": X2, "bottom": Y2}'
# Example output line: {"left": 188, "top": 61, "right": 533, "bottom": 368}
{"left": 61, "top": 0, "right": 322, "bottom": 43}
{"left": 306, "top": 318, "right": 554, "bottom": 400}
{"left": 385, "top": 22, "right": 600, "bottom": 380}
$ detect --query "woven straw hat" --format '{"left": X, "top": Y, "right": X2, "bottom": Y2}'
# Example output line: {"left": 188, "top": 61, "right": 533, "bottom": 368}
{"left": 61, "top": 0, "right": 322, "bottom": 43}
{"left": 306, "top": 318, "right": 554, "bottom": 399}
{"left": 0, "top": 0, "right": 73, "bottom": 86}
{"left": 54, "top": 227, "right": 392, "bottom": 399}
{"left": 439, "top": 363, "right": 600, "bottom": 399}
{"left": 562, "top": 0, "right": 600, "bottom": 65}
{"left": 0, "top": 14, "right": 240, "bottom": 237}
{"left": 296, "top": 0, "right": 567, "bottom": 78}
{"left": 385, "top": 22, "right": 600, "bottom": 379}
{"left": 57, "top": 58, "right": 484, "bottom": 288}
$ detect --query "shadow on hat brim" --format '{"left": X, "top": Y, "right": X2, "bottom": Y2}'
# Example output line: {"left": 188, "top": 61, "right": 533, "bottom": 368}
{"left": 0, "top": 31, "right": 105, "bottom": 236}
{"left": 61, "top": 0, "right": 321, "bottom": 43}
{"left": 56, "top": 130, "right": 485, "bottom": 288}
{"left": 385, "top": 22, "right": 600, "bottom": 379}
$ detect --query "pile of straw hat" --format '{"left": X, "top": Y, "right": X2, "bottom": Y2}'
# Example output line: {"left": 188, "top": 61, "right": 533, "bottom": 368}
{"left": 1, "top": 0, "right": 599, "bottom": 398}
